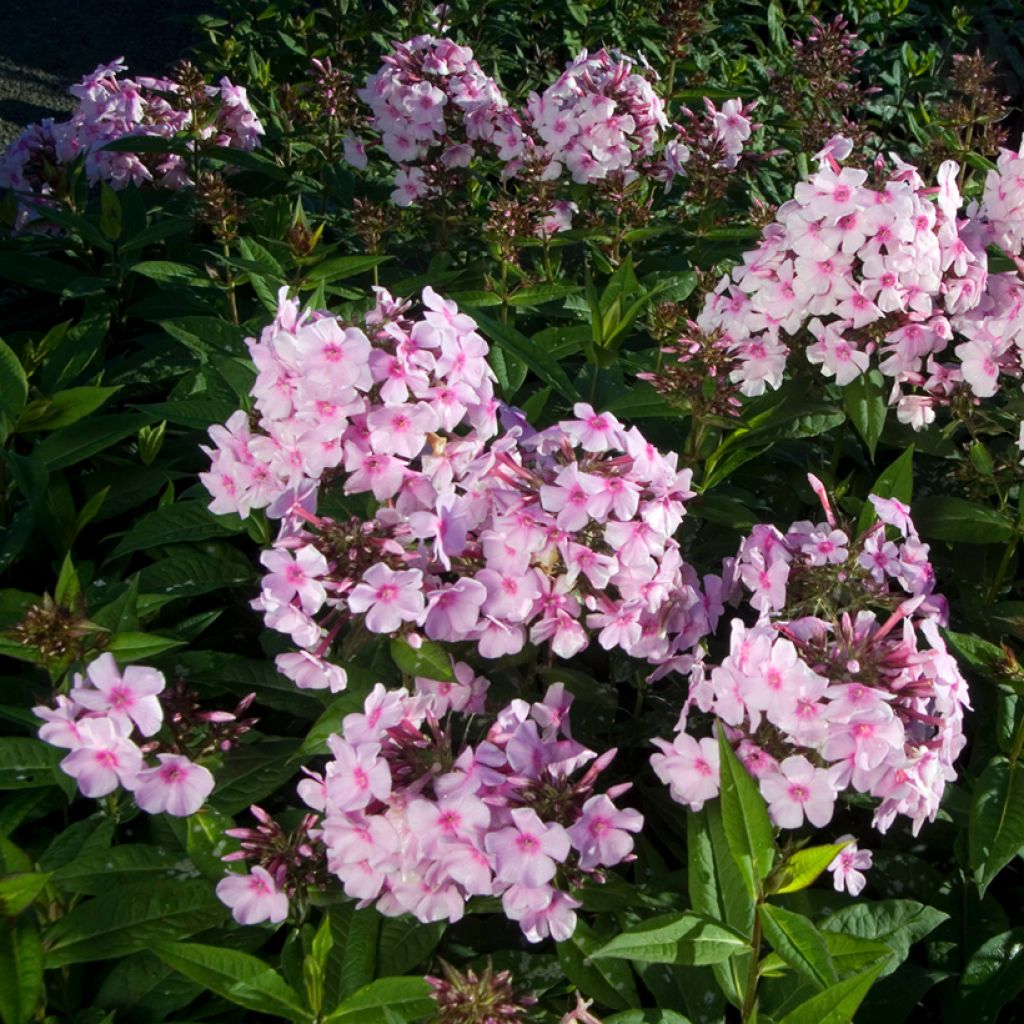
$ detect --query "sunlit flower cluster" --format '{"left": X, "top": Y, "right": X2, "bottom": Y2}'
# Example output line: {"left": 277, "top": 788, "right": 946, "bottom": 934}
{"left": 652, "top": 477, "right": 970, "bottom": 840}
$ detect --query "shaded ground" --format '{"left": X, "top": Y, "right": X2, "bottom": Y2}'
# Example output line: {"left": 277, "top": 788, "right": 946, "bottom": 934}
{"left": 0, "top": 0, "right": 212, "bottom": 145}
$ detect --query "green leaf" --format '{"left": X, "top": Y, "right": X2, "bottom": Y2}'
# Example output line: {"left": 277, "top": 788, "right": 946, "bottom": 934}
{"left": 0, "top": 738, "right": 63, "bottom": 790}
{"left": 776, "top": 962, "right": 885, "bottom": 1024}
{"left": 717, "top": 728, "right": 775, "bottom": 900}
{"left": 304, "top": 256, "right": 389, "bottom": 283}
{"left": 114, "top": 500, "right": 242, "bottom": 555}
{"left": 820, "top": 900, "right": 947, "bottom": 977}
{"left": 153, "top": 942, "right": 312, "bottom": 1022}
{"left": 324, "top": 905, "right": 380, "bottom": 1009}
{"left": 912, "top": 496, "right": 1014, "bottom": 544}
{"left": 969, "top": 755, "right": 1024, "bottom": 894}
{"left": 324, "top": 977, "right": 434, "bottom": 1023}
{"left": 210, "top": 738, "right": 302, "bottom": 815}
{"left": 54, "top": 552, "right": 81, "bottom": 608}
{"left": 958, "top": 928, "right": 1024, "bottom": 1023}
{"left": 375, "top": 918, "right": 445, "bottom": 978}
{"left": 0, "top": 915, "right": 43, "bottom": 1024}
{"left": 0, "top": 253, "right": 82, "bottom": 294}
{"left": 389, "top": 637, "right": 454, "bottom": 682}
{"left": 592, "top": 912, "right": 747, "bottom": 966}
{"left": 33, "top": 414, "right": 149, "bottom": 469}
{"left": 759, "top": 903, "right": 837, "bottom": 990}
{"left": 473, "top": 313, "right": 578, "bottom": 402}
{"left": 53, "top": 844, "right": 187, "bottom": 894}
{"left": 768, "top": 843, "right": 851, "bottom": 895}
{"left": 99, "top": 182, "right": 122, "bottom": 241}
{"left": 44, "top": 879, "right": 226, "bottom": 967}
{"left": 0, "top": 338, "right": 28, "bottom": 437}
{"left": 558, "top": 918, "right": 640, "bottom": 1010}
{"left": 19, "top": 386, "right": 120, "bottom": 432}
{"left": 130, "top": 260, "right": 208, "bottom": 284}
{"left": 138, "top": 550, "right": 256, "bottom": 597}
{"left": 507, "top": 282, "right": 582, "bottom": 307}
{"left": 687, "top": 803, "right": 752, "bottom": 1005}
{"left": 0, "top": 873, "right": 50, "bottom": 916}
{"left": 105, "top": 631, "right": 186, "bottom": 661}
{"left": 843, "top": 370, "right": 887, "bottom": 460}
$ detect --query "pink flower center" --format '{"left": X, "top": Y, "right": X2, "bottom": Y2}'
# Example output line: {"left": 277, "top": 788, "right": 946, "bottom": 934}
{"left": 787, "top": 783, "right": 810, "bottom": 803}
{"left": 515, "top": 833, "right": 540, "bottom": 855}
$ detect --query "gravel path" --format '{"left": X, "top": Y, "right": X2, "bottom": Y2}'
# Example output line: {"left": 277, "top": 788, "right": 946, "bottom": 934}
{"left": 0, "top": 0, "right": 212, "bottom": 145}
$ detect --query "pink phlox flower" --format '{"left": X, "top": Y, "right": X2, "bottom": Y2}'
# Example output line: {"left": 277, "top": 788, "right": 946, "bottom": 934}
{"left": 561, "top": 403, "right": 625, "bottom": 452}
{"left": 324, "top": 738, "right": 392, "bottom": 811}
{"left": 276, "top": 651, "right": 348, "bottom": 693}
{"left": 828, "top": 835, "right": 872, "bottom": 895}
{"left": 650, "top": 732, "right": 720, "bottom": 811}
{"left": 567, "top": 793, "right": 643, "bottom": 869}
{"left": 347, "top": 563, "right": 426, "bottom": 633}
{"left": 69, "top": 653, "right": 165, "bottom": 737}
{"left": 216, "top": 865, "right": 289, "bottom": 925}
{"left": 760, "top": 754, "right": 837, "bottom": 828}
{"left": 59, "top": 716, "right": 143, "bottom": 797}
{"left": 259, "top": 544, "right": 329, "bottom": 615}
{"left": 485, "top": 807, "right": 571, "bottom": 887}
{"left": 133, "top": 754, "right": 215, "bottom": 816}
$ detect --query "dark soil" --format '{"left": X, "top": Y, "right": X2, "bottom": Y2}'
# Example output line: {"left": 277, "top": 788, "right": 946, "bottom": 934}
{"left": 0, "top": 0, "right": 212, "bottom": 145}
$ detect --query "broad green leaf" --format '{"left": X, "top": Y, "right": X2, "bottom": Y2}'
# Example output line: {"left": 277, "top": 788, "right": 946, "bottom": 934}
{"left": 473, "top": 312, "right": 578, "bottom": 402}
{"left": 33, "top": 413, "right": 149, "bottom": 469}
{"left": 324, "top": 977, "right": 434, "bottom": 1023}
{"left": 843, "top": 370, "right": 887, "bottom": 460}
{"left": 912, "top": 495, "right": 1014, "bottom": 544}
{"left": 53, "top": 844, "right": 187, "bottom": 894}
{"left": 768, "top": 843, "right": 851, "bottom": 895}
{"left": 957, "top": 927, "right": 1024, "bottom": 1023}
{"left": 593, "top": 912, "right": 747, "bottom": 965}
{"left": 776, "top": 962, "right": 885, "bottom": 1024}
{"left": 389, "top": 637, "right": 454, "bottom": 682}
{"left": 19, "top": 386, "right": 120, "bottom": 432}
{"left": 0, "top": 253, "right": 82, "bottom": 294}
{"left": 94, "top": 950, "right": 202, "bottom": 1022}
{"left": 717, "top": 729, "right": 775, "bottom": 899}
{"left": 687, "top": 803, "right": 753, "bottom": 1006}
{"left": 105, "top": 631, "right": 186, "bottom": 661}
{"left": 114, "top": 500, "right": 242, "bottom": 555}
{"left": 759, "top": 903, "right": 837, "bottom": 990}
{"left": 304, "top": 255, "right": 390, "bottom": 283}
{"left": 0, "top": 738, "right": 63, "bottom": 790}
{"left": 210, "top": 738, "right": 302, "bottom": 815}
{"left": 0, "top": 873, "right": 49, "bottom": 916}
{"left": 507, "top": 282, "right": 582, "bottom": 307}
{"left": 138, "top": 550, "right": 256, "bottom": 597}
{"left": 558, "top": 919, "right": 640, "bottom": 1010}
{"left": 0, "top": 338, "right": 28, "bottom": 436}
{"left": 0, "top": 915, "right": 43, "bottom": 1024}
{"left": 820, "top": 900, "right": 947, "bottom": 977}
{"left": 130, "top": 260, "right": 208, "bottom": 283}
{"left": 761, "top": 931, "right": 891, "bottom": 981}
{"left": 153, "top": 942, "right": 312, "bottom": 1022}
{"left": 165, "top": 804, "right": 239, "bottom": 880}
{"left": 44, "top": 879, "right": 225, "bottom": 966}
{"left": 324, "top": 905, "right": 380, "bottom": 1008}
{"left": 969, "top": 755, "right": 1024, "bottom": 893}
{"left": 376, "top": 917, "right": 445, "bottom": 978}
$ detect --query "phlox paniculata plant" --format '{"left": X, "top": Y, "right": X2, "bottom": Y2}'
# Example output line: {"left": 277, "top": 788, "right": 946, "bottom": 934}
{"left": 32, "top": 653, "right": 255, "bottom": 816}
{"left": 201, "top": 287, "right": 714, "bottom": 686}
{"left": 0, "top": 57, "right": 263, "bottom": 227}
{"left": 652, "top": 476, "right": 970, "bottom": 870}
{"left": 697, "top": 136, "right": 1024, "bottom": 427}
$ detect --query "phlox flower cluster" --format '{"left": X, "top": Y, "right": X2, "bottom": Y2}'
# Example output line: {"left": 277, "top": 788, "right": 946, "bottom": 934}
{"left": 284, "top": 680, "right": 642, "bottom": 942}
{"left": 201, "top": 287, "right": 715, "bottom": 687}
{"left": 520, "top": 48, "right": 668, "bottom": 184}
{"left": 0, "top": 57, "right": 263, "bottom": 226}
{"left": 652, "top": 479, "right": 970, "bottom": 850}
{"left": 32, "top": 653, "right": 215, "bottom": 816}
{"left": 355, "top": 35, "right": 517, "bottom": 206}
{"left": 697, "top": 139, "right": 1024, "bottom": 427}
{"left": 659, "top": 97, "right": 758, "bottom": 189}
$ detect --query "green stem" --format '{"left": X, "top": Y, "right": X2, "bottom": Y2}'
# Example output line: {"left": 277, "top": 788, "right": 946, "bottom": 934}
{"left": 985, "top": 535, "right": 1018, "bottom": 605}
{"left": 741, "top": 905, "right": 762, "bottom": 1022}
